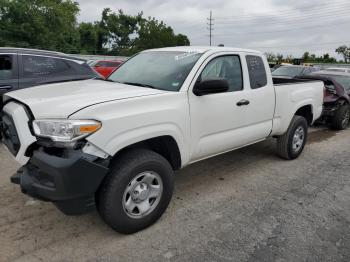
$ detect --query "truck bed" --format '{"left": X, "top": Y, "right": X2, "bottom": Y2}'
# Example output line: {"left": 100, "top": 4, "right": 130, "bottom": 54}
{"left": 271, "top": 78, "right": 324, "bottom": 136}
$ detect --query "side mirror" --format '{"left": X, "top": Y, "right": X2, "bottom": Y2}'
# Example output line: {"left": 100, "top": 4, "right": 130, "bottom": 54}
{"left": 193, "top": 78, "right": 229, "bottom": 96}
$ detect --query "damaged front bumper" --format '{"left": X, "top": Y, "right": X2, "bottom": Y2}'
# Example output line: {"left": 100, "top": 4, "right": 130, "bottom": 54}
{"left": 11, "top": 149, "right": 109, "bottom": 215}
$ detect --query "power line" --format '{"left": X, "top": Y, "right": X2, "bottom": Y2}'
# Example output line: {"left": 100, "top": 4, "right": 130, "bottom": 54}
{"left": 248, "top": 40, "right": 350, "bottom": 49}
{"left": 216, "top": 1, "right": 350, "bottom": 20}
{"left": 212, "top": 20, "right": 346, "bottom": 36}
{"left": 207, "top": 11, "right": 214, "bottom": 46}
{"left": 177, "top": 0, "right": 349, "bottom": 28}
{"left": 214, "top": 11, "right": 350, "bottom": 26}
{"left": 177, "top": 2, "right": 349, "bottom": 30}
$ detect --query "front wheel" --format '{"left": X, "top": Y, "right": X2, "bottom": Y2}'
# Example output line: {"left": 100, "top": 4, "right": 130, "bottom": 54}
{"left": 276, "top": 115, "right": 308, "bottom": 160}
{"left": 97, "top": 149, "right": 174, "bottom": 234}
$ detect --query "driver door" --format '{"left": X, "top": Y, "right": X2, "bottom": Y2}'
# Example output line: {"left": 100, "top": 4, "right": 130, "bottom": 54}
{"left": 189, "top": 54, "right": 252, "bottom": 161}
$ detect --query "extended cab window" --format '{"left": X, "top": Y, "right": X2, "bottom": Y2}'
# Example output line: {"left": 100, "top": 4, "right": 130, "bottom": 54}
{"left": 246, "top": 55, "right": 267, "bottom": 89}
{"left": 22, "top": 55, "right": 71, "bottom": 77}
{"left": 0, "top": 55, "right": 14, "bottom": 80}
{"left": 201, "top": 55, "right": 243, "bottom": 92}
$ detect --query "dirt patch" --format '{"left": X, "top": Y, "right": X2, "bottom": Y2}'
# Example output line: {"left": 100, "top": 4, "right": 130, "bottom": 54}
{"left": 308, "top": 129, "right": 339, "bottom": 144}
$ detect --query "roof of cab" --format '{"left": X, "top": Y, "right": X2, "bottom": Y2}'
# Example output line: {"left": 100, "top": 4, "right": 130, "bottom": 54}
{"left": 143, "top": 46, "right": 261, "bottom": 54}
{"left": 0, "top": 47, "right": 86, "bottom": 61}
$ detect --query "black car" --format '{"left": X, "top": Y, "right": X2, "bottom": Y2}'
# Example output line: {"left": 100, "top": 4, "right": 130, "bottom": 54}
{"left": 0, "top": 48, "right": 97, "bottom": 107}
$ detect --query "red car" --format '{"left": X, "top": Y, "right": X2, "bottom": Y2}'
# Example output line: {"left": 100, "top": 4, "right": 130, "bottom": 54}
{"left": 91, "top": 59, "right": 124, "bottom": 78}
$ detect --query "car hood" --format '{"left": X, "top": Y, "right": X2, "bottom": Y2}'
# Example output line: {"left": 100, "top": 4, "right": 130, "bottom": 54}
{"left": 5, "top": 79, "right": 167, "bottom": 118}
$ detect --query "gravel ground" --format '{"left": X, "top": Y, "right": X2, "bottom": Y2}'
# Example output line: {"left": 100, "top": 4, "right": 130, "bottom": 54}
{"left": 0, "top": 127, "right": 349, "bottom": 262}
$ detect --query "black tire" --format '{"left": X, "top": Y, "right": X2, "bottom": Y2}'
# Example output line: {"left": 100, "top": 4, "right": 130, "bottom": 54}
{"left": 97, "top": 148, "right": 174, "bottom": 234}
{"left": 331, "top": 104, "right": 350, "bottom": 130}
{"left": 276, "top": 115, "right": 308, "bottom": 160}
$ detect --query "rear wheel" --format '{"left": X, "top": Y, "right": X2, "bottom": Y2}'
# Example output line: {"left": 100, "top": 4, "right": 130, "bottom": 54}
{"left": 276, "top": 115, "right": 308, "bottom": 160}
{"left": 97, "top": 149, "right": 174, "bottom": 234}
{"left": 331, "top": 104, "right": 349, "bottom": 130}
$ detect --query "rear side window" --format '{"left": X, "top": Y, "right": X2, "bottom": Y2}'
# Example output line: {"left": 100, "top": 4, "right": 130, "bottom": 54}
{"left": 22, "top": 55, "right": 71, "bottom": 78}
{"left": 246, "top": 55, "right": 267, "bottom": 89}
{"left": 0, "top": 55, "right": 14, "bottom": 80}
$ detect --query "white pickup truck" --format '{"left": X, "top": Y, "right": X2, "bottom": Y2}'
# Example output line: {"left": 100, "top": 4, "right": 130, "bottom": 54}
{"left": 1, "top": 46, "right": 324, "bottom": 233}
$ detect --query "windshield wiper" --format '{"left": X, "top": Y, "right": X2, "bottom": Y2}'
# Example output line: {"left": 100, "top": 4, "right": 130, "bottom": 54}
{"left": 122, "top": 82, "right": 158, "bottom": 89}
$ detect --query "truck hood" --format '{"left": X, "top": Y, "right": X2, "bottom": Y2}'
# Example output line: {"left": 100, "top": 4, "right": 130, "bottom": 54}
{"left": 5, "top": 79, "right": 166, "bottom": 118}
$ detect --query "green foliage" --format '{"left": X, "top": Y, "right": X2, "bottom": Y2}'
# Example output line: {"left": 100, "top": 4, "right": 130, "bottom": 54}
{"left": 264, "top": 52, "right": 276, "bottom": 62}
{"left": 302, "top": 52, "right": 310, "bottom": 62}
{"left": 98, "top": 10, "right": 190, "bottom": 56}
{"left": 0, "top": 1, "right": 190, "bottom": 55}
{"left": 266, "top": 51, "right": 338, "bottom": 64}
{"left": 276, "top": 53, "right": 283, "bottom": 63}
{"left": 335, "top": 45, "right": 350, "bottom": 63}
{"left": 77, "top": 22, "right": 98, "bottom": 54}
{"left": 134, "top": 17, "right": 188, "bottom": 52}
{"left": 0, "top": 0, "right": 80, "bottom": 52}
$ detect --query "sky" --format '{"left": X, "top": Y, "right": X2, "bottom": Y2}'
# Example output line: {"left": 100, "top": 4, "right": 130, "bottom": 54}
{"left": 76, "top": 0, "right": 350, "bottom": 60}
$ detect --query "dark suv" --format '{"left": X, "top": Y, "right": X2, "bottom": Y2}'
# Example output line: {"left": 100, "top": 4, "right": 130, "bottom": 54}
{"left": 0, "top": 48, "right": 97, "bottom": 107}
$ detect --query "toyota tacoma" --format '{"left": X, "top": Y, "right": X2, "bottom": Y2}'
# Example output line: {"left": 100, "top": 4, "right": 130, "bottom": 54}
{"left": 1, "top": 46, "right": 324, "bottom": 234}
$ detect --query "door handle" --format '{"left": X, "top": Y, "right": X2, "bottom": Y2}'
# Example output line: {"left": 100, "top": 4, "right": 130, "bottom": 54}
{"left": 0, "top": 85, "right": 13, "bottom": 90}
{"left": 236, "top": 99, "right": 250, "bottom": 106}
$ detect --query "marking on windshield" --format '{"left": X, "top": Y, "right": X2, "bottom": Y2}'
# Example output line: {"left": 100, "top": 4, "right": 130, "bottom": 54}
{"left": 175, "top": 52, "right": 199, "bottom": 61}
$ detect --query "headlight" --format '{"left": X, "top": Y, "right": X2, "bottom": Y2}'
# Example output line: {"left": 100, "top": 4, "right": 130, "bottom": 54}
{"left": 32, "top": 119, "right": 101, "bottom": 142}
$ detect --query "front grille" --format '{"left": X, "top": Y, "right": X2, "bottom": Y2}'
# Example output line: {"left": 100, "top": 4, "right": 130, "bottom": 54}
{"left": 1, "top": 112, "right": 21, "bottom": 155}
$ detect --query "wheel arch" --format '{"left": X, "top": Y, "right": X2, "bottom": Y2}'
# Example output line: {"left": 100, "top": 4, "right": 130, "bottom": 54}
{"left": 294, "top": 104, "right": 313, "bottom": 125}
{"left": 111, "top": 135, "right": 182, "bottom": 171}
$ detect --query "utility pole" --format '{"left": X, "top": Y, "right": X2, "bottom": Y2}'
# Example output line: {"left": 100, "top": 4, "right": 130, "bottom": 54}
{"left": 207, "top": 11, "right": 214, "bottom": 46}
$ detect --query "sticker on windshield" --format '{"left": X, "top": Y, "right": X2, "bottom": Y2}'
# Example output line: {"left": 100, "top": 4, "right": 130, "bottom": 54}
{"left": 172, "top": 82, "right": 180, "bottom": 87}
{"left": 175, "top": 51, "right": 199, "bottom": 61}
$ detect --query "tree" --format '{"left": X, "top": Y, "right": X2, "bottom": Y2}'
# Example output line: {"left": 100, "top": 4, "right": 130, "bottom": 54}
{"left": 310, "top": 54, "right": 316, "bottom": 61}
{"left": 174, "top": 34, "right": 190, "bottom": 46}
{"left": 103, "top": 9, "right": 142, "bottom": 54}
{"left": 321, "top": 53, "right": 336, "bottom": 63}
{"left": 78, "top": 22, "right": 99, "bottom": 54}
{"left": 264, "top": 52, "right": 276, "bottom": 62}
{"left": 302, "top": 52, "right": 310, "bottom": 62}
{"left": 276, "top": 53, "right": 283, "bottom": 63}
{"left": 0, "top": 2, "right": 190, "bottom": 55}
{"left": 336, "top": 45, "right": 350, "bottom": 63}
{"left": 0, "top": 0, "right": 80, "bottom": 52}
{"left": 93, "top": 9, "right": 190, "bottom": 56}
{"left": 95, "top": 8, "right": 111, "bottom": 53}
{"left": 134, "top": 17, "right": 190, "bottom": 52}
{"left": 285, "top": 54, "right": 294, "bottom": 63}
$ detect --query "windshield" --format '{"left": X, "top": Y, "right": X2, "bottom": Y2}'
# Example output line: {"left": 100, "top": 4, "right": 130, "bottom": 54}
{"left": 107, "top": 51, "right": 202, "bottom": 91}
{"left": 326, "top": 75, "right": 350, "bottom": 91}
{"left": 272, "top": 66, "right": 304, "bottom": 77}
